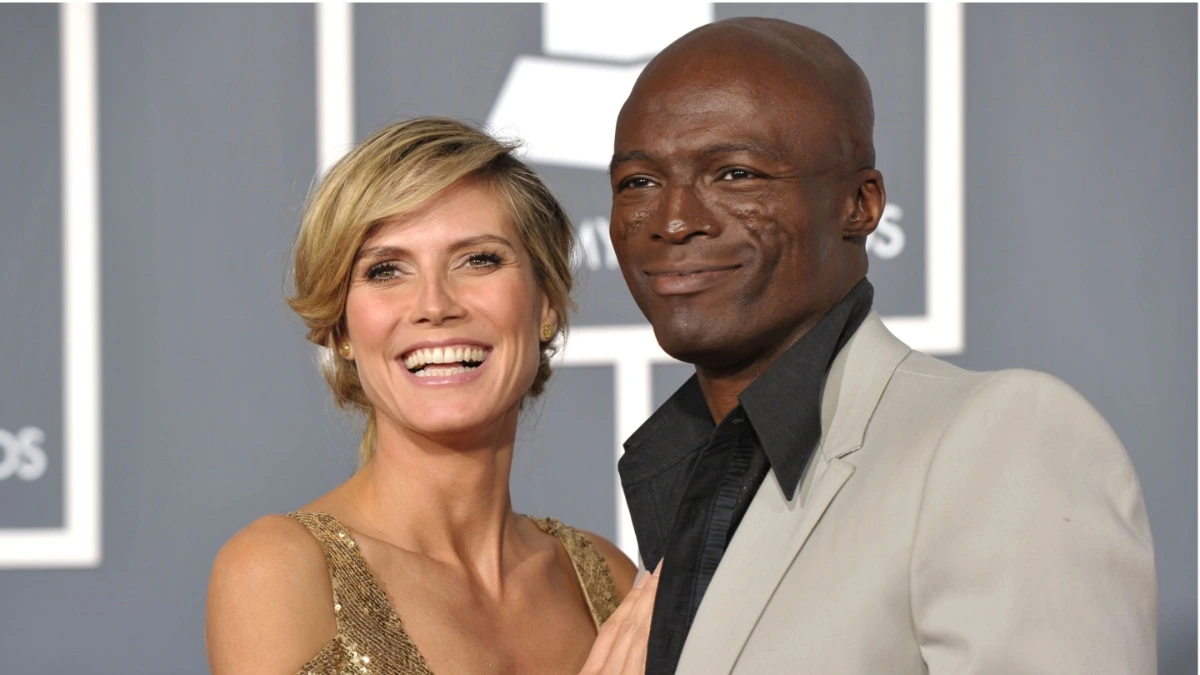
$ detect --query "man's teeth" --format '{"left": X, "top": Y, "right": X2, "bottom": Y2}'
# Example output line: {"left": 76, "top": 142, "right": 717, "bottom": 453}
{"left": 403, "top": 346, "right": 488, "bottom": 372}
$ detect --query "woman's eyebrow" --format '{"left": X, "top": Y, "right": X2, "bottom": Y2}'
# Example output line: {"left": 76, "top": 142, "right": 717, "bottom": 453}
{"left": 355, "top": 235, "right": 516, "bottom": 263}
{"left": 354, "top": 245, "right": 408, "bottom": 264}
{"left": 449, "top": 234, "right": 516, "bottom": 251}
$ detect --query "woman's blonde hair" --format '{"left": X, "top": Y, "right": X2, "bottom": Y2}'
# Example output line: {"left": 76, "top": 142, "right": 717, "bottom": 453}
{"left": 288, "top": 117, "right": 576, "bottom": 463}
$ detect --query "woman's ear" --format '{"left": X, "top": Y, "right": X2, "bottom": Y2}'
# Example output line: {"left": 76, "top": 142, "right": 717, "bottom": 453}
{"left": 539, "top": 294, "right": 558, "bottom": 341}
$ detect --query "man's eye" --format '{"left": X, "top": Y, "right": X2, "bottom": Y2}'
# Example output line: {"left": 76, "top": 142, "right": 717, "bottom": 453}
{"left": 719, "top": 168, "right": 755, "bottom": 180}
{"left": 618, "top": 176, "right": 656, "bottom": 191}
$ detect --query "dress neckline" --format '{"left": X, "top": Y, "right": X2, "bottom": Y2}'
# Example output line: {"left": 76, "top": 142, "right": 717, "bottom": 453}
{"left": 294, "top": 510, "right": 605, "bottom": 631}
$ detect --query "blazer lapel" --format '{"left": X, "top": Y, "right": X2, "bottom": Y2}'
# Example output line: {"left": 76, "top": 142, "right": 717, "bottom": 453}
{"left": 675, "top": 458, "right": 856, "bottom": 674}
{"left": 675, "top": 312, "right": 911, "bottom": 674}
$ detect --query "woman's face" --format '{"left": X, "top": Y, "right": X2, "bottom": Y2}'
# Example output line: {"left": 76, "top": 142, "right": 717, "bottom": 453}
{"left": 343, "top": 180, "right": 554, "bottom": 444}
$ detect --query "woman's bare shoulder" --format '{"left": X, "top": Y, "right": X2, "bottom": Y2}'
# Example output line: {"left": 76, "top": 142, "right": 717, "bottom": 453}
{"left": 578, "top": 530, "right": 638, "bottom": 600}
{"left": 205, "top": 515, "right": 336, "bottom": 674}
{"left": 210, "top": 515, "right": 329, "bottom": 586}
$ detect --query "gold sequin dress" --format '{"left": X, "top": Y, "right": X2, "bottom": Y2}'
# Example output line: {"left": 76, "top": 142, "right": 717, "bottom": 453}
{"left": 288, "top": 511, "right": 620, "bottom": 675}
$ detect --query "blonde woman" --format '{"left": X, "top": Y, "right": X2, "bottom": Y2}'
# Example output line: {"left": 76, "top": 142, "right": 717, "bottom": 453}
{"left": 205, "top": 118, "right": 651, "bottom": 674}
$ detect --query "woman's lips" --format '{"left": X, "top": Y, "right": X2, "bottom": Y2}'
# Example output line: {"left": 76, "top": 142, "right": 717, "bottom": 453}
{"left": 397, "top": 342, "right": 492, "bottom": 386}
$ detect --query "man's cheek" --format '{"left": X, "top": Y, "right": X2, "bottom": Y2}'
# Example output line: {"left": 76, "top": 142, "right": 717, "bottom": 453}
{"left": 613, "top": 205, "right": 653, "bottom": 238}
{"left": 718, "top": 200, "right": 776, "bottom": 235}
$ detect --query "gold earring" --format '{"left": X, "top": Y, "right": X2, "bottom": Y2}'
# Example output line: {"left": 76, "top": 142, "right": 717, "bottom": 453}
{"left": 541, "top": 324, "right": 554, "bottom": 340}
{"left": 340, "top": 343, "right": 351, "bottom": 357}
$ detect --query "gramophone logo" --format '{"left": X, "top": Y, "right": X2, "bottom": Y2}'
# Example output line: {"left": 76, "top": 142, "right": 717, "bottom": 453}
{"left": 488, "top": 4, "right": 711, "bottom": 172}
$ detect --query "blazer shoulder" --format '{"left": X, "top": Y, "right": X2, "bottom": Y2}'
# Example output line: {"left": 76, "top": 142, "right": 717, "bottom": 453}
{"left": 927, "top": 367, "right": 1136, "bottom": 499}
{"left": 896, "top": 353, "right": 1102, "bottom": 416}
{"left": 893, "top": 349, "right": 986, "bottom": 385}
{"left": 884, "top": 356, "right": 1124, "bottom": 458}
{"left": 959, "top": 367, "right": 1112, "bottom": 429}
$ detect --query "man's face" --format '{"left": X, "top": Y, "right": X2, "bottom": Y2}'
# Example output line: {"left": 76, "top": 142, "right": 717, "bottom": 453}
{"left": 609, "top": 53, "right": 860, "bottom": 373}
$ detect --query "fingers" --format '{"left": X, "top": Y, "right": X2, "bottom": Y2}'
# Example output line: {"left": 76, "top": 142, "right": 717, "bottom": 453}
{"left": 580, "top": 574, "right": 645, "bottom": 673}
{"left": 580, "top": 605, "right": 624, "bottom": 672}
{"left": 617, "top": 562, "right": 661, "bottom": 674}
{"left": 579, "top": 560, "right": 663, "bottom": 675}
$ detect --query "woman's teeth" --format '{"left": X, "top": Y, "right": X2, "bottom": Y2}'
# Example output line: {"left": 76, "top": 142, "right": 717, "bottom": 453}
{"left": 403, "top": 346, "right": 488, "bottom": 373}
{"left": 414, "top": 365, "right": 476, "bottom": 378}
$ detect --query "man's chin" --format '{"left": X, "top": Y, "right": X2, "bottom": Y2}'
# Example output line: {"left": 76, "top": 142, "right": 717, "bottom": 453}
{"left": 650, "top": 320, "right": 740, "bottom": 369}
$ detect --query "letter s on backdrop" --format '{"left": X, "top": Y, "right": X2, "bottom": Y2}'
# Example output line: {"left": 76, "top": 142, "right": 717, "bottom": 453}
{"left": 0, "top": 426, "right": 48, "bottom": 481}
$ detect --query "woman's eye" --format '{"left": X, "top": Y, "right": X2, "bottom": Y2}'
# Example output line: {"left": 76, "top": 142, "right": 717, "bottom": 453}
{"left": 465, "top": 252, "right": 503, "bottom": 268}
{"left": 365, "top": 262, "right": 400, "bottom": 281}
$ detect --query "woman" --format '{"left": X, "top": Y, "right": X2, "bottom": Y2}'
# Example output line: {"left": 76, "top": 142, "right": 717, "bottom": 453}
{"left": 206, "top": 117, "right": 638, "bottom": 674}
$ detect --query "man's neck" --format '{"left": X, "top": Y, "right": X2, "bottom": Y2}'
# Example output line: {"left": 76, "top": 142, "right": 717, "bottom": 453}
{"left": 691, "top": 279, "right": 873, "bottom": 423}
{"left": 695, "top": 326, "right": 813, "bottom": 422}
{"left": 695, "top": 368, "right": 757, "bottom": 423}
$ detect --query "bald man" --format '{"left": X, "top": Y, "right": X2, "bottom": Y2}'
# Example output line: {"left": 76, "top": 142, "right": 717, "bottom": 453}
{"left": 606, "top": 18, "right": 1157, "bottom": 674}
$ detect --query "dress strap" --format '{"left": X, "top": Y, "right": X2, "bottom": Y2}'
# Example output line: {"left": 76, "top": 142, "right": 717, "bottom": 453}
{"left": 288, "top": 511, "right": 433, "bottom": 674}
{"left": 530, "top": 517, "right": 620, "bottom": 629}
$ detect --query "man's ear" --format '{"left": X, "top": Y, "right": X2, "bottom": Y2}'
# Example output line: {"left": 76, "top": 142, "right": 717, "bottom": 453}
{"left": 845, "top": 168, "right": 886, "bottom": 240}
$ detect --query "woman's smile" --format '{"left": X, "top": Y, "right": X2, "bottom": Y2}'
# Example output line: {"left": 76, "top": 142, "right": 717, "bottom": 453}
{"left": 399, "top": 342, "right": 493, "bottom": 385}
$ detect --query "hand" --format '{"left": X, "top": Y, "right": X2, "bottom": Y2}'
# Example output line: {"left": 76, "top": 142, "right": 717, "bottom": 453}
{"left": 578, "top": 560, "right": 662, "bottom": 675}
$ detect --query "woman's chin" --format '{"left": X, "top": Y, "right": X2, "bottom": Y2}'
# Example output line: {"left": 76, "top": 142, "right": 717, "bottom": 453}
{"left": 388, "top": 404, "right": 522, "bottom": 447}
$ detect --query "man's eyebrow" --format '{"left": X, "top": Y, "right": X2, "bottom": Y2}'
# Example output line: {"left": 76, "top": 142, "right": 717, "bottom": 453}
{"left": 700, "top": 141, "right": 789, "bottom": 163}
{"left": 608, "top": 143, "right": 791, "bottom": 175}
{"left": 608, "top": 150, "right": 652, "bottom": 176}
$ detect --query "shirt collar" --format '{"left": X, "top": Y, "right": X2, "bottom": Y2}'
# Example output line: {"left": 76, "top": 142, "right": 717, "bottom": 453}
{"left": 739, "top": 279, "right": 874, "bottom": 498}
{"left": 619, "top": 279, "right": 875, "bottom": 497}
{"left": 619, "top": 373, "right": 712, "bottom": 486}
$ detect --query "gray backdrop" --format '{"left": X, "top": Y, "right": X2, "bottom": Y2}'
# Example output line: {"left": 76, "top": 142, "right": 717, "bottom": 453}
{"left": 0, "top": 4, "right": 1193, "bottom": 673}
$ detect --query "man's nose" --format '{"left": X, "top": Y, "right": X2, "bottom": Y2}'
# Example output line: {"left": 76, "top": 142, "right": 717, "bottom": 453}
{"left": 653, "top": 183, "right": 716, "bottom": 244}
{"left": 410, "top": 273, "right": 466, "bottom": 326}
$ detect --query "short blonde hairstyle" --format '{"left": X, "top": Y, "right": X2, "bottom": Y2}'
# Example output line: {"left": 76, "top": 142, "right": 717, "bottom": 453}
{"left": 288, "top": 117, "right": 576, "bottom": 463}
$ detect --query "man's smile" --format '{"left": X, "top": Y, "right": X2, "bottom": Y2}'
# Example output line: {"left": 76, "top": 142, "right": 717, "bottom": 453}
{"left": 644, "top": 264, "right": 742, "bottom": 296}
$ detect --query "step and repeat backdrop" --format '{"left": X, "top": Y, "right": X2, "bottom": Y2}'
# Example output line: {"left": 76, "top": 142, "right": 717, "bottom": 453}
{"left": 0, "top": 3, "right": 1194, "bottom": 673}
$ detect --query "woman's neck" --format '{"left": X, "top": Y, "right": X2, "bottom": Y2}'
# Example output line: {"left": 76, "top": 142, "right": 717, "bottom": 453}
{"left": 336, "top": 405, "right": 528, "bottom": 586}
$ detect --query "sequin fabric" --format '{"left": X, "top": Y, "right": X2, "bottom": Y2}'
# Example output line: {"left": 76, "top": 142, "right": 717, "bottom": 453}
{"left": 288, "top": 511, "right": 620, "bottom": 675}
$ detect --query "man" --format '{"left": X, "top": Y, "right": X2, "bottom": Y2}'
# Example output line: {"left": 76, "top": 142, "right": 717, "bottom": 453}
{"left": 603, "top": 17, "right": 1157, "bottom": 674}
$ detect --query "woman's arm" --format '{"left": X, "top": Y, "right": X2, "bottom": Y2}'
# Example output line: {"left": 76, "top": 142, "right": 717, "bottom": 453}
{"left": 205, "top": 515, "right": 337, "bottom": 675}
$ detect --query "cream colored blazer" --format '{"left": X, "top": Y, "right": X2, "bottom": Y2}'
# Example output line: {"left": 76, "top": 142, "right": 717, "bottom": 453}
{"left": 673, "top": 312, "right": 1157, "bottom": 674}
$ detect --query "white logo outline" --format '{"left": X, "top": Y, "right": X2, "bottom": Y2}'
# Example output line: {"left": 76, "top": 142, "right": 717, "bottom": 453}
{"left": 0, "top": 4, "right": 102, "bottom": 569}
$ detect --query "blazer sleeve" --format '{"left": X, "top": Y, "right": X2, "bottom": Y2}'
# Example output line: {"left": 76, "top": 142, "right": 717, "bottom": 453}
{"left": 909, "top": 369, "right": 1157, "bottom": 674}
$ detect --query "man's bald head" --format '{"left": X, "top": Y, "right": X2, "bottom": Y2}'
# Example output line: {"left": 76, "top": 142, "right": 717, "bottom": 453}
{"left": 637, "top": 17, "right": 876, "bottom": 170}
{"left": 609, "top": 16, "right": 887, "bottom": 379}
